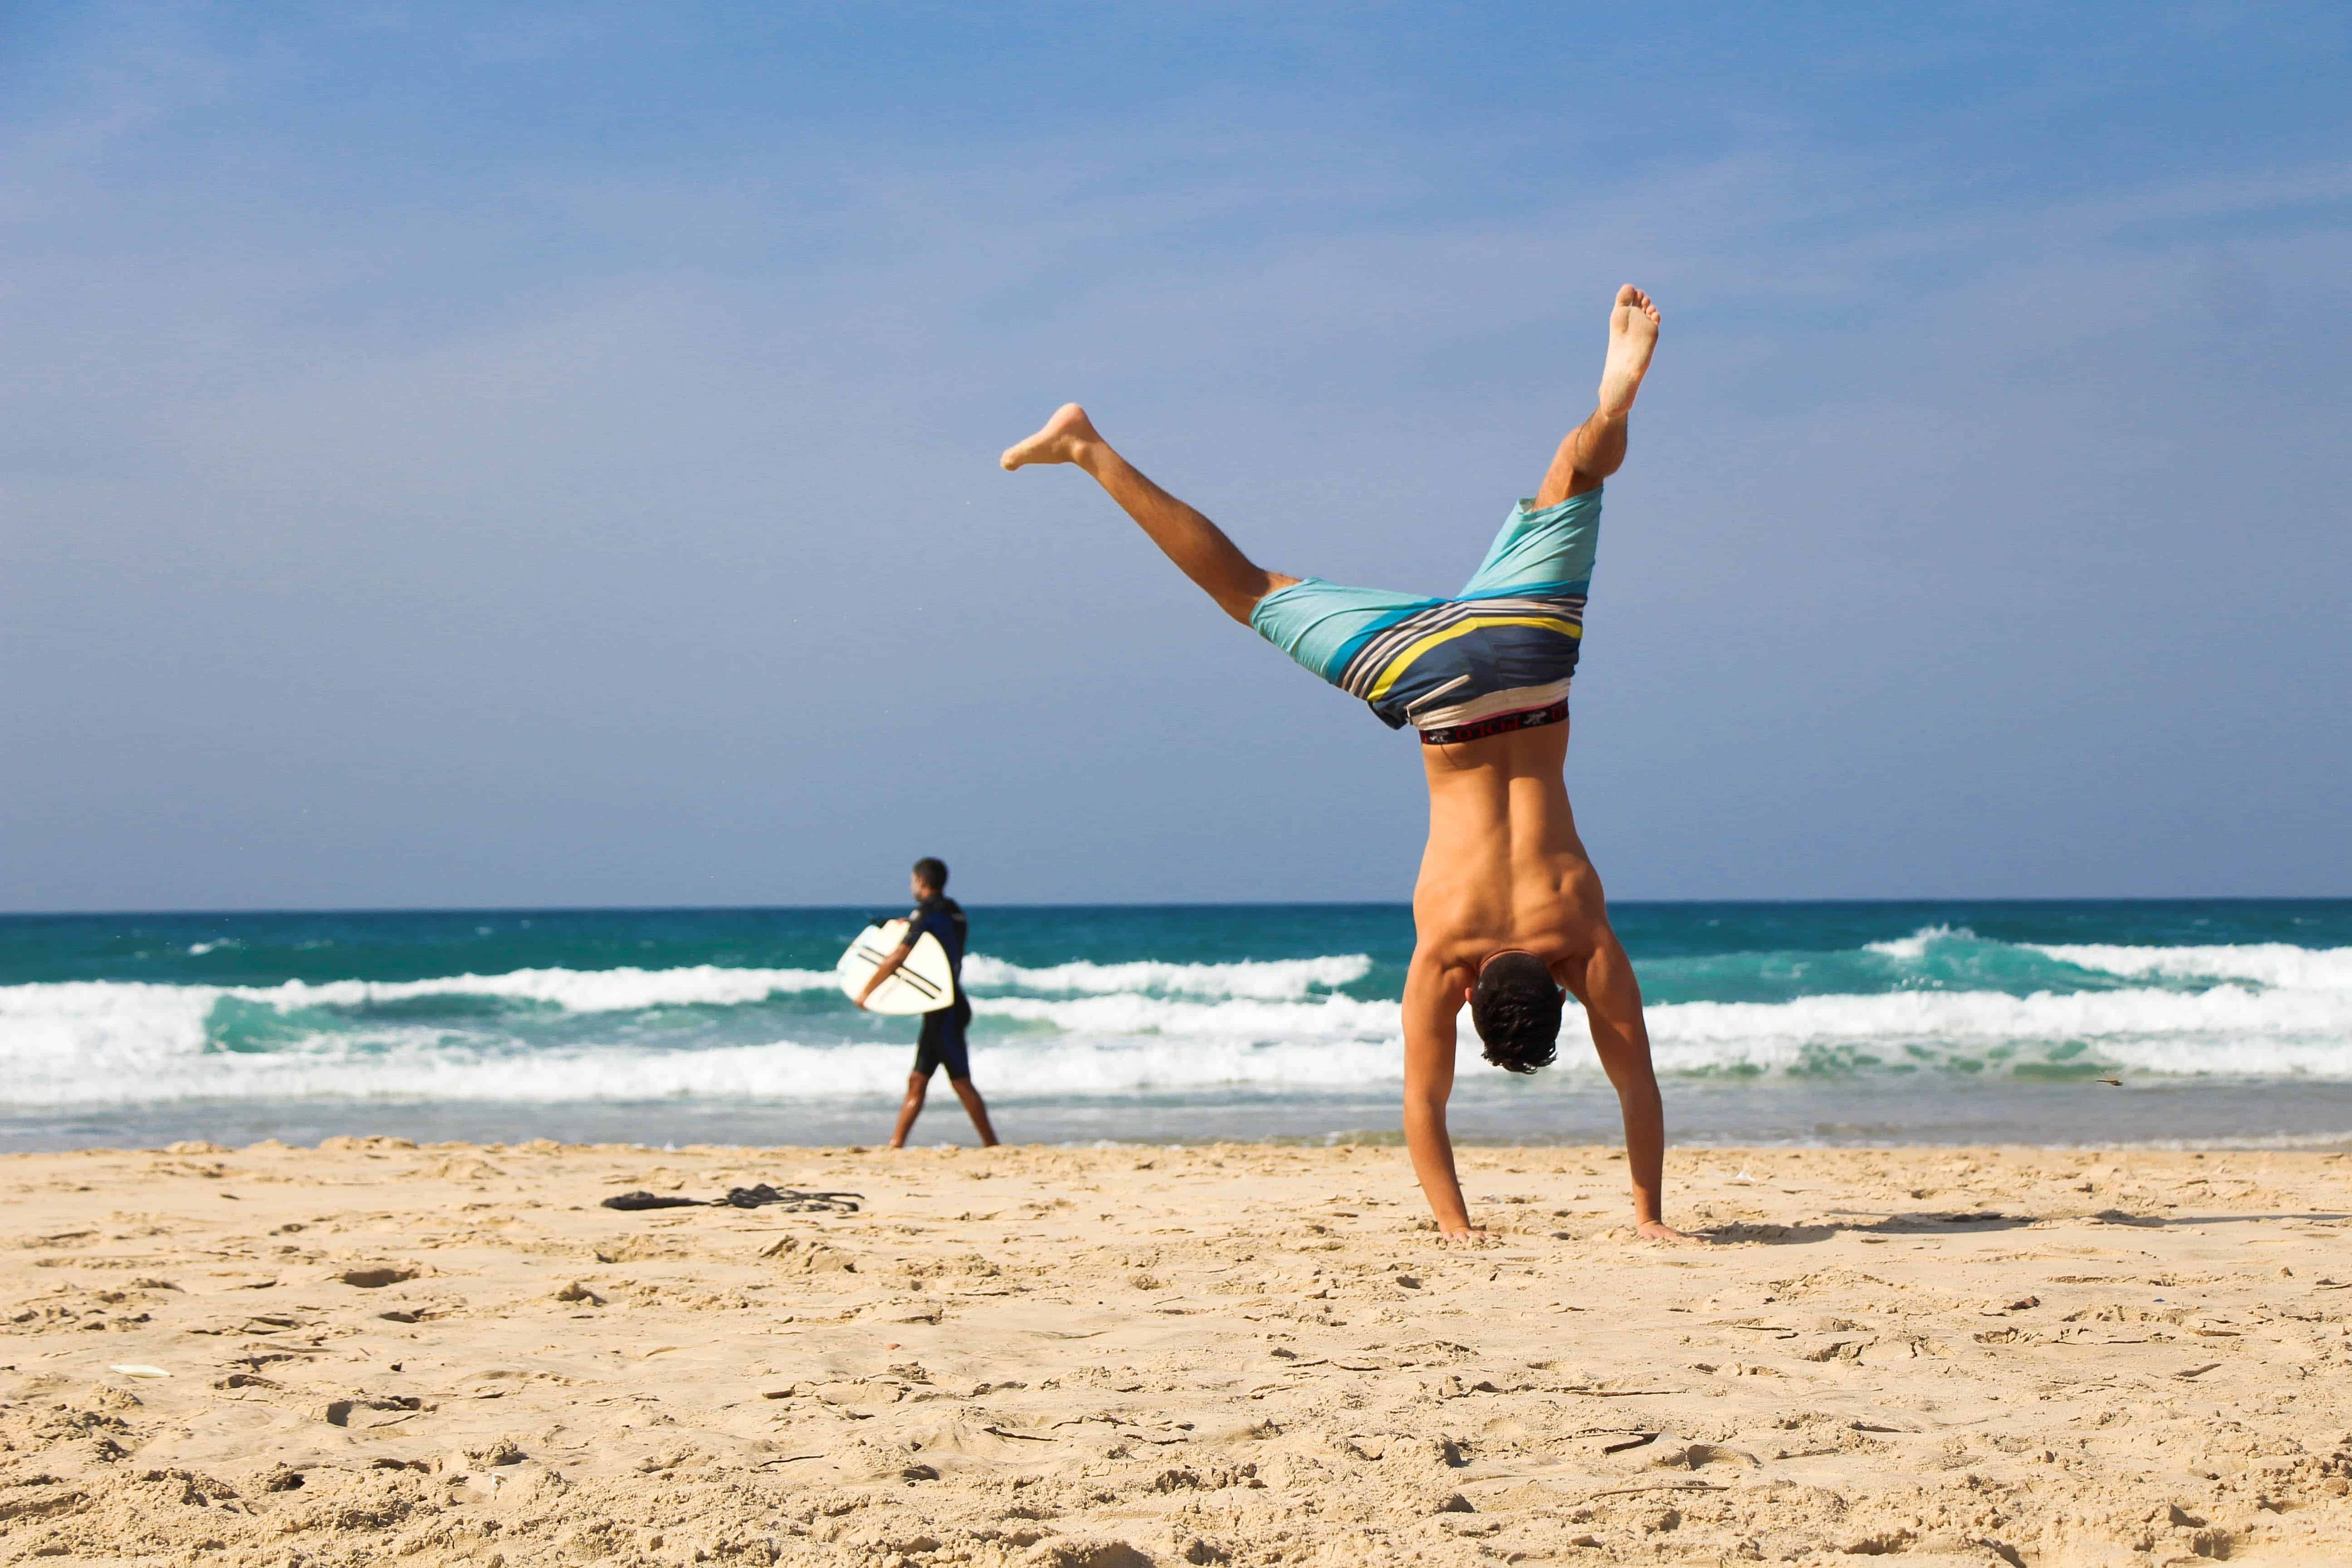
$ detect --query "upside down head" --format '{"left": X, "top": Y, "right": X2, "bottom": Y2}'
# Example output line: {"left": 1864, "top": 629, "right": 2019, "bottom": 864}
{"left": 1469, "top": 950, "right": 1563, "bottom": 1074}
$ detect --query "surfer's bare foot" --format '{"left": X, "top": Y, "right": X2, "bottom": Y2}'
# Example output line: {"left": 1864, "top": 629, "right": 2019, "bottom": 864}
{"left": 1000, "top": 402, "right": 1102, "bottom": 470}
{"left": 1635, "top": 1219, "right": 1701, "bottom": 1244}
{"left": 1436, "top": 1226, "right": 1494, "bottom": 1247}
{"left": 1596, "top": 286, "right": 1661, "bottom": 420}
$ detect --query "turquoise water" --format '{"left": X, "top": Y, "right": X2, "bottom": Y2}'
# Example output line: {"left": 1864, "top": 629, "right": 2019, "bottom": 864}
{"left": 3, "top": 901, "right": 2348, "bottom": 1151}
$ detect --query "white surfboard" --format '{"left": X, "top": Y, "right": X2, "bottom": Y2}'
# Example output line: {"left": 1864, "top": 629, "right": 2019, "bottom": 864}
{"left": 837, "top": 919, "right": 957, "bottom": 1015}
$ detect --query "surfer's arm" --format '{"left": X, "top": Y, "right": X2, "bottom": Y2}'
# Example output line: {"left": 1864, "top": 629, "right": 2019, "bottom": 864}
{"left": 1401, "top": 952, "right": 1478, "bottom": 1236}
{"left": 852, "top": 941, "right": 916, "bottom": 1009}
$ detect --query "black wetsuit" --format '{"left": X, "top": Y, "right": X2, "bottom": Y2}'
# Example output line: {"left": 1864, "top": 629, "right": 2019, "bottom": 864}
{"left": 905, "top": 895, "right": 972, "bottom": 1080}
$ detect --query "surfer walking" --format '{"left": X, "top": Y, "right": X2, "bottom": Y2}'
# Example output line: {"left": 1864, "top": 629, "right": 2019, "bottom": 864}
{"left": 1001, "top": 287, "right": 1685, "bottom": 1240}
{"left": 854, "top": 858, "right": 1000, "bottom": 1149}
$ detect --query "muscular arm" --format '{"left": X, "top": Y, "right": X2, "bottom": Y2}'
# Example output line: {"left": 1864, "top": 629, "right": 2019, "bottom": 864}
{"left": 1556, "top": 935, "right": 1679, "bottom": 1237}
{"left": 1401, "top": 952, "right": 1477, "bottom": 1235}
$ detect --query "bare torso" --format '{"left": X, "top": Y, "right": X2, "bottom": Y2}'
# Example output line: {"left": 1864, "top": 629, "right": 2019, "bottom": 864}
{"left": 1411, "top": 720, "right": 1608, "bottom": 993}
{"left": 1397, "top": 715, "right": 1671, "bottom": 1239}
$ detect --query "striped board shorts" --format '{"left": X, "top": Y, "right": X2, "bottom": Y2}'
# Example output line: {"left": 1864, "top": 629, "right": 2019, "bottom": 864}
{"left": 1248, "top": 488, "right": 1599, "bottom": 739}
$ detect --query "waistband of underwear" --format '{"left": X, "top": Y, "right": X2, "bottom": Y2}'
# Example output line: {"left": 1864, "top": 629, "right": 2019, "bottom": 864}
{"left": 1417, "top": 699, "right": 1568, "bottom": 746}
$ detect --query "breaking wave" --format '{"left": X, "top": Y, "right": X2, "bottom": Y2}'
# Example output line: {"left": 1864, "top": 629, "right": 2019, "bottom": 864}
{"left": 0, "top": 927, "right": 2344, "bottom": 1107}
{"left": 960, "top": 953, "right": 1372, "bottom": 999}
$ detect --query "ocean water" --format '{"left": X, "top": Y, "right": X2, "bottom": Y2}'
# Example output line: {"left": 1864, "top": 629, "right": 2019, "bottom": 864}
{"left": 2, "top": 901, "right": 2348, "bottom": 1153}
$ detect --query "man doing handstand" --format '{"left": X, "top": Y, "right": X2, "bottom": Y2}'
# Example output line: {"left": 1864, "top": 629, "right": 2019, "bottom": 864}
{"left": 1002, "top": 286, "right": 1684, "bottom": 1240}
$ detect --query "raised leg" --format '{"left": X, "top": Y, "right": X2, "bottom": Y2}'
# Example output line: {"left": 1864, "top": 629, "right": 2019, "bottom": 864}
{"left": 1533, "top": 286, "right": 1662, "bottom": 509}
{"left": 1002, "top": 404, "right": 1297, "bottom": 625}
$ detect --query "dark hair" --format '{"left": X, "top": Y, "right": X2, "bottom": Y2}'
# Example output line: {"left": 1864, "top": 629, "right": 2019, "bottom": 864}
{"left": 911, "top": 857, "right": 949, "bottom": 892}
{"left": 1469, "top": 951, "right": 1562, "bottom": 1073}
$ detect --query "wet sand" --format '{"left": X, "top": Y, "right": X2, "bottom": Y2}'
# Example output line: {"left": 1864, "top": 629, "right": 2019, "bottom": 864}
{"left": 3, "top": 1139, "right": 2348, "bottom": 1566}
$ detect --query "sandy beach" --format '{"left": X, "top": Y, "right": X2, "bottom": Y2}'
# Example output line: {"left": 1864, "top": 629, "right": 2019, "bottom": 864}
{"left": 3, "top": 1139, "right": 2347, "bottom": 1567}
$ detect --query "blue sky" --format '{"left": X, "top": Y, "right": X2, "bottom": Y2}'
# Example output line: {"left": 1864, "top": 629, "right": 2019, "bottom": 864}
{"left": 2, "top": 2, "right": 2347, "bottom": 908}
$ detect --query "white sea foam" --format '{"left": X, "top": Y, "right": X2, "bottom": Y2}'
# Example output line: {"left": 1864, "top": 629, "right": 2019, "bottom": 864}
{"left": 233, "top": 965, "right": 841, "bottom": 1013}
{"left": 0, "top": 982, "right": 221, "bottom": 1076}
{"left": 0, "top": 1029, "right": 1411, "bottom": 1107}
{"left": 1642, "top": 985, "right": 2352, "bottom": 1077}
{"left": 2027, "top": 942, "right": 2352, "bottom": 990}
{"left": 960, "top": 953, "right": 1371, "bottom": 999}
{"left": 0, "top": 966, "right": 842, "bottom": 1032}
{"left": 3, "top": 935, "right": 2349, "bottom": 1107}
{"left": 12, "top": 980, "right": 2343, "bottom": 1108}
{"left": 1866, "top": 926, "right": 2352, "bottom": 991}
{"left": 1862, "top": 925, "right": 1970, "bottom": 960}
{"left": 971, "top": 991, "right": 1399, "bottom": 1040}
{"left": 6, "top": 953, "right": 1375, "bottom": 1022}
{"left": 0, "top": 973, "right": 1412, "bottom": 1106}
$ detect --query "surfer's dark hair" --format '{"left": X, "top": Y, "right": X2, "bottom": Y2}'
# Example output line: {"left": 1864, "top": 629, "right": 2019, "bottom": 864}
{"left": 911, "top": 857, "right": 949, "bottom": 892}
{"left": 1470, "top": 951, "right": 1562, "bottom": 1074}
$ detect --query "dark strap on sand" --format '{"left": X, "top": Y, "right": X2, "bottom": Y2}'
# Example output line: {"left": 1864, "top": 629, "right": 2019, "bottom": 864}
{"left": 601, "top": 1184, "right": 863, "bottom": 1213}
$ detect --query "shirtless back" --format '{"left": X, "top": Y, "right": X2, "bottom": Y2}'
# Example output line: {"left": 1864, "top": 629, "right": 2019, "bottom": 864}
{"left": 1003, "top": 286, "right": 1681, "bottom": 1241}
{"left": 1403, "top": 719, "right": 1671, "bottom": 1239}
{"left": 1413, "top": 721, "right": 1602, "bottom": 978}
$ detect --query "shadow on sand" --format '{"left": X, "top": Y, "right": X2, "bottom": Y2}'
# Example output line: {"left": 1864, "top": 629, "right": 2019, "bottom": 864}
{"left": 1696, "top": 1207, "right": 2349, "bottom": 1245}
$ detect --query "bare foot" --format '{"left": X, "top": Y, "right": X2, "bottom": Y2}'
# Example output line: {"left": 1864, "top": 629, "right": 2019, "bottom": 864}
{"left": 1596, "top": 286, "right": 1661, "bottom": 420}
{"left": 1635, "top": 1219, "right": 1702, "bottom": 1244}
{"left": 1436, "top": 1227, "right": 1494, "bottom": 1247}
{"left": 1000, "top": 402, "right": 1101, "bottom": 470}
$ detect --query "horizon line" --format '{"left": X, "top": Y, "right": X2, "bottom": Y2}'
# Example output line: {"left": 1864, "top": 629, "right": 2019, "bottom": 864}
{"left": 3, "top": 893, "right": 2347, "bottom": 920}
